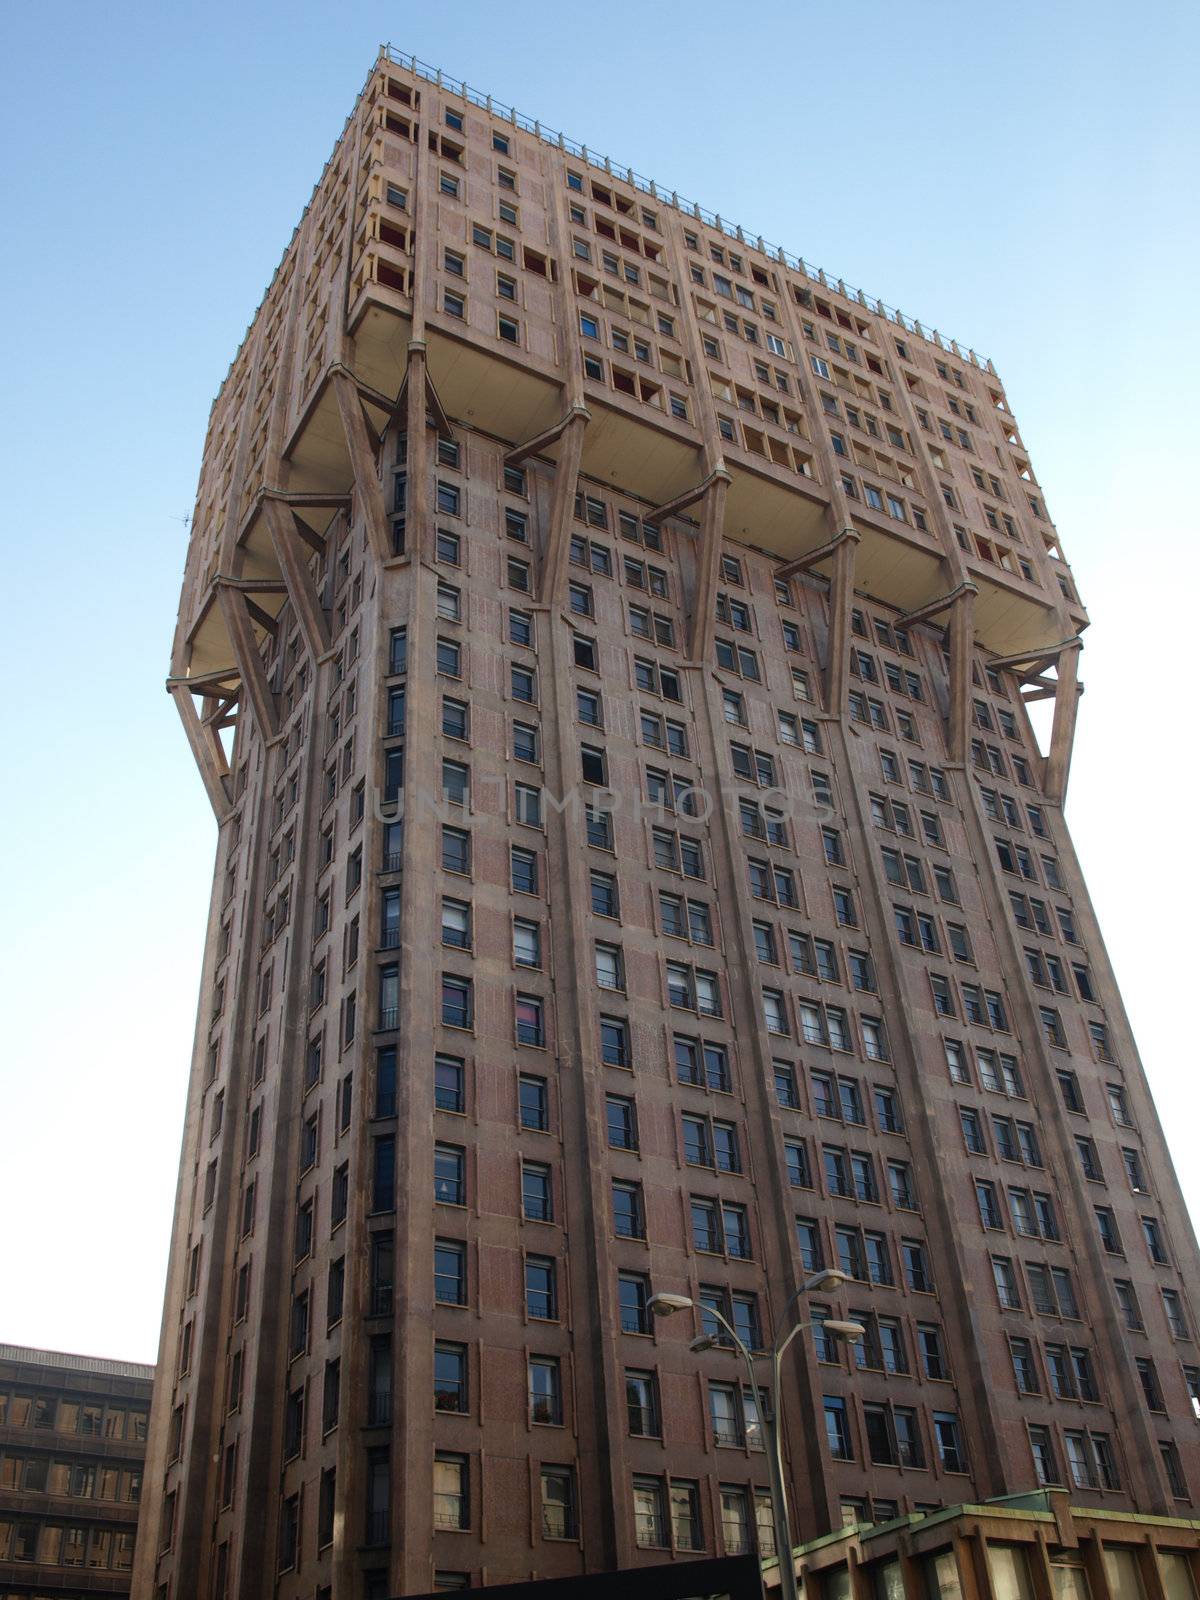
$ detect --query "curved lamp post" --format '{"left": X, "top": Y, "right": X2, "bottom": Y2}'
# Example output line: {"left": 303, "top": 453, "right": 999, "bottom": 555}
{"left": 649, "top": 1273, "right": 864, "bottom": 1600}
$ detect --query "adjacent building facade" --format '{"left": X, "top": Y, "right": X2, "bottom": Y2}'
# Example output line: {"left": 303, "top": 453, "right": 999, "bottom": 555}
{"left": 0, "top": 1343, "right": 152, "bottom": 1598}
{"left": 763, "top": 1493, "right": 1200, "bottom": 1600}
{"left": 136, "top": 46, "right": 1200, "bottom": 1600}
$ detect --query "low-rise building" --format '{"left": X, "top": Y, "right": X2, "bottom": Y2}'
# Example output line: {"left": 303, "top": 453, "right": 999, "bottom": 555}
{"left": 0, "top": 1344, "right": 153, "bottom": 1599}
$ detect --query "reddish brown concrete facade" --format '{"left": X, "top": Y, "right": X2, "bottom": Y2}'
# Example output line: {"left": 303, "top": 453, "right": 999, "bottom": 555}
{"left": 1, "top": 1345, "right": 153, "bottom": 1600}
{"left": 136, "top": 47, "right": 1200, "bottom": 1600}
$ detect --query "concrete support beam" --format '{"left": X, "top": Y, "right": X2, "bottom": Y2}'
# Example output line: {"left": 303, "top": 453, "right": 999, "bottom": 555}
{"left": 404, "top": 340, "right": 433, "bottom": 565}
{"left": 897, "top": 578, "right": 978, "bottom": 631}
{"left": 649, "top": 464, "right": 730, "bottom": 528}
{"left": 948, "top": 584, "right": 977, "bottom": 763}
{"left": 824, "top": 526, "right": 860, "bottom": 716}
{"left": 169, "top": 685, "right": 233, "bottom": 822}
{"left": 334, "top": 368, "right": 391, "bottom": 566}
{"left": 776, "top": 523, "right": 859, "bottom": 583}
{"left": 263, "top": 498, "right": 331, "bottom": 661}
{"left": 686, "top": 474, "right": 729, "bottom": 663}
{"left": 539, "top": 413, "right": 588, "bottom": 609}
{"left": 504, "top": 403, "right": 591, "bottom": 468}
{"left": 216, "top": 583, "right": 279, "bottom": 744}
{"left": 1044, "top": 638, "right": 1083, "bottom": 803}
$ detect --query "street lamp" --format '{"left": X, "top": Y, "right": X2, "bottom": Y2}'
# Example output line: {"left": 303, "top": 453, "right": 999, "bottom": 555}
{"left": 648, "top": 1287, "right": 864, "bottom": 1600}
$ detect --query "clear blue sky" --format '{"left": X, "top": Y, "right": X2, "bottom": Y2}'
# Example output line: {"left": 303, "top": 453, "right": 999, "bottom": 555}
{"left": 1, "top": 0, "right": 1196, "bottom": 1364}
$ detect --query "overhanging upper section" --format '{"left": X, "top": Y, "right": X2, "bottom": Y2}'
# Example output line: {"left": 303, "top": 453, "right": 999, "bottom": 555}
{"left": 171, "top": 48, "right": 1087, "bottom": 691}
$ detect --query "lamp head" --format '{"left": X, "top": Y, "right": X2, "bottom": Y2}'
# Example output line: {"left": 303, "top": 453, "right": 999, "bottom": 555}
{"left": 648, "top": 1292, "right": 694, "bottom": 1318}
{"left": 803, "top": 1268, "right": 849, "bottom": 1294}
{"left": 825, "top": 1319, "right": 867, "bottom": 1344}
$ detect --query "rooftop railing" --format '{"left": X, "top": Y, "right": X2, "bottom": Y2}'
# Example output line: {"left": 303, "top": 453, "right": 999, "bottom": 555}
{"left": 385, "top": 45, "right": 995, "bottom": 373}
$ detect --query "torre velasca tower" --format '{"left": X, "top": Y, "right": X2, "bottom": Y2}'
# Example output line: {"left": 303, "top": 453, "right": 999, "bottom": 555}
{"left": 136, "top": 47, "right": 1200, "bottom": 1600}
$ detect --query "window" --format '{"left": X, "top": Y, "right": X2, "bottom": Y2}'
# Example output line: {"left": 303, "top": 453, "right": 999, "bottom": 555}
{"left": 1161, "top": 1441, "right": 1187, "bottom": 1499}
{"left": 511, "top": 846, "right": 538, "bottom": 894}
{"left": 435, "top": 1143, "right": 465, "bottom": 1206}
{"left": 1162, "top": 1288, "right": 1189, "bottom": 1338}
{"left": 435, "top": 1239, "right": 466, "bottom": 1305}
{"left": 513, "top": 918, "right": 541, "bottom": 969}
{"left": 1091, "top": 1205, "right": 1122, "bottom": 1255}
{"left": 441, "top": 897, "right": 471, "bottom": 950}
{"left": 541, "top": 1466, "right": 577, "bottom": 1539}
{"left": 522, "top": 1161, "right": 553, "bottom": 1222}
{"left": 519, "top": 1074, "right": 548, "bottom": 1131}
{"left": 442, "top": 974, "right": 472, "bottom": 1029}
{"left": 619, "top": 1272, "right": 650, "bottom": 1333}
{"left": 618, "top": 1369, "right": 662, "bottom": 1442}
{"left": 369, "top": 1130, "right": 396, "bottom": 1213}
{"left": 1063, "top": 1431, "right": 1118, "bottom": 1491}
{"left": 607, "top": 1094, "right": 638, "bottom": 1150}
{"left": 1029, "top": 1426, "right": 1061, "bottom": 1486}
{"left": 529, "top": 1356, "right": 562, "bottom": 1425}
{"left": 512, "top": 723, "right": 540, "bottom": 764}
{"left": 862, "top": 1017, "right": 889, "bottom": 1061}
{"left": 526, "top": 1255, "right": 558, "bottom": 1320}
{"left": 436, "top": 637, "right": 461, "bottom": 677}
{"left": 370, "top": 1233, "right": 394, "bottom": 1316}
{"left": 436, "top": 527, "right": 461, "bottom": 565}
{"left": 601, "top": 1015, "right": 631, "bottom": 1067}
{"left": 595, "top": 941, "right": 624, "bottom": 991}
{"left": 933, "top": 1412, "right": 967, "bottom": 1473}
{"left": 434, "top": 1343, "right": 468, "bottom": 1413}
{"left": 442, "top": 826, "right": 470, "bottom": 875}
{"left": 515, "top": 782, "right": 542, "bottom": 826}
{"left": 633, "top": 1477, "right": 668, "bottom": 1548}
{"left": 1076, "top": 1136, "right": 1102, "bottom": 1182}
{"left": 433, "top": 1454, "right": 469, "bottom": 1529}
{"left": 612, "top": 1180, "right": 645, "bottom": 1239}
{"left": 516, "top": 992, "right": 545, "bottom": 1046}
{"left": 510, "top": 608, "right": 533, "bottom": 647}
{"left": 824, "top": 1397, "right": 853, "bottom": 1460}
{"left": 888, "top": 1161, "right": 916, "bottom": 1210}
{"left": 670, "top": 1481, "right": 703, "bottom": 1552}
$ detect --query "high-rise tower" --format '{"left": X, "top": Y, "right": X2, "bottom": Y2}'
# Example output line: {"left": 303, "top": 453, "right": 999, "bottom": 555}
{"left": 136, "top": 47, "right": 1200, "bottom": 1600}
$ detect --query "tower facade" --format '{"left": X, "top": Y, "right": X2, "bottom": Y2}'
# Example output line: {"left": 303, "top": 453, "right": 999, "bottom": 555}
{"left": 137, "top": 47, "right": 1200, "bottom": 1599}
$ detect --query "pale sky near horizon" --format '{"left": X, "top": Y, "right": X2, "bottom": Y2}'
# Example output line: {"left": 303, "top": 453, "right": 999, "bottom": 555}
{"left": 0, "top": 0, "right": 1196, "bottom": 1366}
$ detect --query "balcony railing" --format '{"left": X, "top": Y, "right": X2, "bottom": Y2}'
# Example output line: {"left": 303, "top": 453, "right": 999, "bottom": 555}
{"left": 434, "top": 1500, "right": 466, "bottom": 1530}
